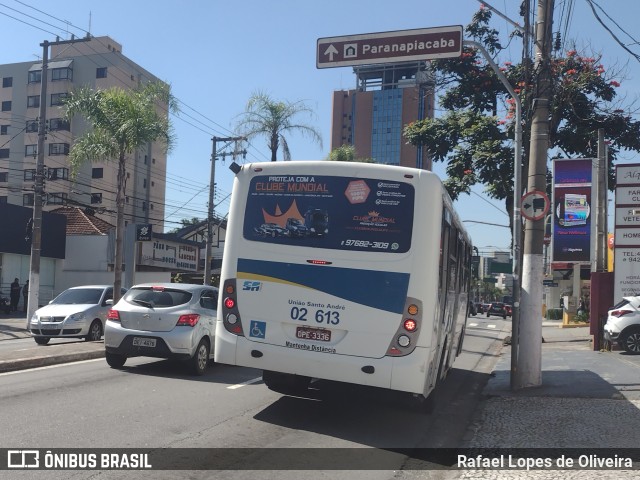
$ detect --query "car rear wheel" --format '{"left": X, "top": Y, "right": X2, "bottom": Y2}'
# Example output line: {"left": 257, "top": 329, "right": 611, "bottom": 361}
{"left": 622, "top": 328, "right": 640, "bottom": 354}
{"left": 34, "top": 336, "right": 50, "bottom": 345}
{"left": 190, "top": 338, "right": 210, "bottom": 376}
{"left": 85, "top": 320, "right": 103, "bottom": 341}
{"left": 105, "top": 352, "right": 127, "bottom": 369}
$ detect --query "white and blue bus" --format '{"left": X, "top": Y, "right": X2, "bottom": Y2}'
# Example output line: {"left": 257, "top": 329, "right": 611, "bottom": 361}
{"left": 215, "top": 161, "right": 473, "bottom": 410}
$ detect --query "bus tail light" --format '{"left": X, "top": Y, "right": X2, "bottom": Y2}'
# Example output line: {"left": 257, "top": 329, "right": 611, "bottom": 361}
{"left": 222, "top": 279, "right": 244, "bottom": 336}
{"left": 386, "top": 297, "right": 422, "bottom": 357}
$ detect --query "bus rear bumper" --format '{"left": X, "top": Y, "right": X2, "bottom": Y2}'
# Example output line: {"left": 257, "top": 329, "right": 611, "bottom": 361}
{"left": 215, "top": 327, "right": 429, "bottom": 394}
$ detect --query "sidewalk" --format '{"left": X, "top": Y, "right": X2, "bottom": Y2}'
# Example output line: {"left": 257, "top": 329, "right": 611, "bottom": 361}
{"left": 460, "top": 320, "right": 640, "bottom": 478}
{"left": 0, "top": 311, "right": 104, "bottom": 373}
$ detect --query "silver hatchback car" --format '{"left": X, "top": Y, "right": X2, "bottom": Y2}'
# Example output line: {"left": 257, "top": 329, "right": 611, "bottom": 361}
{"left": 104, "top": 283, "right": 218, "bottom": 375}
{"left": 29, "top": 285, "right": 126, "bottom": 345}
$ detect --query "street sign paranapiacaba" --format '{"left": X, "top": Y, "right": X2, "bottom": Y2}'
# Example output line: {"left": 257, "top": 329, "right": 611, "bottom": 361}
{"left": 317, "top": 26, "right": 463, "bottom": 69}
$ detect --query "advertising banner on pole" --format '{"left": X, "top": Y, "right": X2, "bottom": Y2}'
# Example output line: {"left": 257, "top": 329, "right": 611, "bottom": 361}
{"left": 551, "top": 159, "right": 594, "bottom": 263}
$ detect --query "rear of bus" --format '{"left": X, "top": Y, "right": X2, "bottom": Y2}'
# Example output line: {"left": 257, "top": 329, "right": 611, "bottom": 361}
{"left": 215, "top": 161, "right": 443, "bottom": 397}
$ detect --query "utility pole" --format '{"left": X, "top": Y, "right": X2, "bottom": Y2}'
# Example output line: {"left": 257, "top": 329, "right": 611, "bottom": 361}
{"left": 27, "top": 36, "right": 89, "bottom": 326}
{"left": 516, "top": 0, "right": 555, "bottom": 389}
{"left": 203, "top": 136, "right": 245, "bottom": 286}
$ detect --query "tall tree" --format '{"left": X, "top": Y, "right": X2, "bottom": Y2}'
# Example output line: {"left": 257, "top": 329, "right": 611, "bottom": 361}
{"left": 236, "top": 91, "right": 322, "bottom": 161}
{"left": 404, "top": 7, "right": 640, "bottom": 236}
{"left": 65, "top": 82, "right": 177, "bottom": 302}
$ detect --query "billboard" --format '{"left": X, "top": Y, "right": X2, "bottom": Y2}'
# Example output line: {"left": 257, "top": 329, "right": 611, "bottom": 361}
{"left": 551, "top": 159, "right": 594, "bottom": 263}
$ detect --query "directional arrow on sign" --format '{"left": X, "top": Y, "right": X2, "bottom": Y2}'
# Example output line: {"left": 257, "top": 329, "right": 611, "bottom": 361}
{"left": 521, "top": 191, "right": 550, "bottom": 221}
{"left": 324, "top": 44, "right": 338, "bottom": 61}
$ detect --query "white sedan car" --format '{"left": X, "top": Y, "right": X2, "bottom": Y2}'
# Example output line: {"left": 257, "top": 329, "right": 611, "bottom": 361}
{"left": 29, "top": 285, "right": 126, "bottom": 345}
{"left": 104, "top": 283, "right": 218, "bottom": 375}
{"left": 604, "top": 296, "right": 640, "bottom": 354}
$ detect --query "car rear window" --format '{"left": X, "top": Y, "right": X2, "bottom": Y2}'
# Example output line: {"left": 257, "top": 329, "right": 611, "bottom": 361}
{"left": 124, "top": 288, "right": 192, "bottom": 308}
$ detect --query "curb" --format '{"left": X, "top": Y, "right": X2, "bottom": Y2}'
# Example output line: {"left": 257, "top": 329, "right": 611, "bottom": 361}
{"left": 0, "top": 349, "right": 105, "bottom": 374}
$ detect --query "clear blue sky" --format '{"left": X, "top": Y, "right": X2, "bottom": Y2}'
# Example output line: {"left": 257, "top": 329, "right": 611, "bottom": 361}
{"left": 1, "top": 0, "right": 638, "bottom": 254}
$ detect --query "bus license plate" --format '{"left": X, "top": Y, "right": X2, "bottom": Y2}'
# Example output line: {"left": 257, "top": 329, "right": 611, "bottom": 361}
{"left": 296, "top": 327, "right": 331, "bottom": 342}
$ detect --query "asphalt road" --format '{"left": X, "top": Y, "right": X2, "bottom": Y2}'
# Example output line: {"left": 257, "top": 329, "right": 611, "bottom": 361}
{"left": 0, "top": 316, "right": 511, "bottom": 480}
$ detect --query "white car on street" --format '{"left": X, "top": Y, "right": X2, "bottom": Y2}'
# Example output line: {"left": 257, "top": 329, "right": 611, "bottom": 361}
{"left": 29, "top": 285, "right": 126, "bottom": 345}
{"left": 604, "top": 296, "right": 640, "bottom": 354}
{"left": 104, "top": 283, "right": 218, "bottom": 375}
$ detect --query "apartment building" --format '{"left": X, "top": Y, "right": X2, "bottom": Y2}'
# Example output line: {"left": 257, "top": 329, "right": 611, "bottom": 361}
{"left": 0, "top": 35, "right": 167, "bottom": 232}
{"left": 330, "top": 62, "right": 435, "bottom": 169}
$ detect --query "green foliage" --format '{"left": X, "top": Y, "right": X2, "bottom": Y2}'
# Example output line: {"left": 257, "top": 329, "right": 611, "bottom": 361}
{"left": 404, "top": 7, "right": 640, "bottom": 230}
{"left": 236, "top": 91, "right": 322, "bottom": 162}
{"left": 327, "top": 144, "right": 374, "bottom": 163}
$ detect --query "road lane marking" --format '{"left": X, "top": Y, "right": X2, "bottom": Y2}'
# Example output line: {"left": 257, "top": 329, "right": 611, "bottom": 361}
{"left": 469, "top": 323, "right": 478, "bottom": 327}
{"left": 0, "top": 358, "right": 103, "bottom": 377}
{"left": 227, "top": 377, "right": 263, "bottom": 390}
{"left": 487, "top": 324, "right": 497, "bottom": 329}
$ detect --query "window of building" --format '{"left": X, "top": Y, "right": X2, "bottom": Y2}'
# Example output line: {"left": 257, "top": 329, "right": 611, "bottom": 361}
{"left": 125, "top": 196, "right": 129, "bottom": 204}
{"left": 151, "top": 181, "right": 155, "bottom": 187}
{"left": 47, "top": 192, "right": 67, "bottom": 205}
{"left": 23, "top": 193, "right": 34, "bottom": 206}
{"left": 0, "top": 149, "right": 9, "bottom": 159}
{"left": 47, "top": 167, "right": 68, "bottom": 180}
{"left": 24, "top": 169, "right": 36, "bottom": 181}
{"left": 143, "top": 178, "right": 147, "bottom": 189}
{"left": 1, "top": 101, "right": 11, "bottom": 112}
{"left": 142, "top": 202, "right": 147, "bottom": 211}
{"left": 49, "top": 118, "right": 70, "bottom": 131}
{"left": 92, "top": 167, "right": 103, "bottom": 179}
{"left": 51, "top": 67, "right": 73, "bottom": 81}
{"left": 25, "top": 145, "right": 37, "bottom": 157}
{"left": 0, "top": 172, "right": 7, "bottom": 182}
{"left": 50, "top": 93, "right": 68, "bottom": 106}
{"left": 49, "top": 143, "right": 69, "bottom": 155}
{"left": 28, "top": 71, "right": 41, "bottom": 84}
{"left": 152, "top": 158, "right": 156, "bottom": 164}
{"left": 150, "top": 203, "right": 154, "bottom": 210}
{"left": 0, "top": 125, "right": 8, "bottom": 135}
{"left": 27, "top": 95, "right": 40, "bottom": 108}
{"left": 96, "top": 67, "right": 107, "bottom": 79}
{"left": 91, "top": 193, "right": 102, "bottom": 204}
{"left": 2, "top": 77, "right": 12, "bottom": 88}
{"left": 26, "top": 120, "right": 39, "bottom": 133}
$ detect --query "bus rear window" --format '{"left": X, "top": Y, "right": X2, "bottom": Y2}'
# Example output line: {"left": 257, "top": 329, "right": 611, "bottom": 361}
{"left": 243, "top": 175, "right": 414, "bottom": 253}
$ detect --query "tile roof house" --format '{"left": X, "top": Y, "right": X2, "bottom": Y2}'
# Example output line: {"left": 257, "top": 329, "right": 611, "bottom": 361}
{"left": 50, "top": 207, "right": 114, "bottom": 235}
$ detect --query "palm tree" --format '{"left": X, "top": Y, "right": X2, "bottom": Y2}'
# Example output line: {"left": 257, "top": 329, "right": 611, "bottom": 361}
{"left": 65, "top": 82, "right": 177, "bottom": 302}
{"left": 236, "top": 91, "right": 322, "bottom": 161}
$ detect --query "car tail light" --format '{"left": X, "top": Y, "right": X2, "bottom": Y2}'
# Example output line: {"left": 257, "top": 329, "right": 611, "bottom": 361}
{"left": 176, "top": 314, "right": 200, "bottom": 327}
{"left": 610, "top": 309, "right": 634, "bottom": 318}
{"left": 107, "top": 309, "right": 120, "bottom": 321}
{"left": 151, "top": 286, "right": 165, "bottom": 291}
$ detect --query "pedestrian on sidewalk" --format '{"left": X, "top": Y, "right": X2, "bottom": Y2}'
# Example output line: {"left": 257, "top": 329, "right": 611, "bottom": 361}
{"left": 22, "top": 280, "right": 29, "bottom": 312}
{"left": 10, "top": 278, "right": 21, "bottom": 312}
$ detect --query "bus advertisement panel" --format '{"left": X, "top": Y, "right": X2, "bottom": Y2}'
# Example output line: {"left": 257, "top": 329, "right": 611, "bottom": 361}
{"left": 244, "top": 175, "right": 414, "bottom": 253}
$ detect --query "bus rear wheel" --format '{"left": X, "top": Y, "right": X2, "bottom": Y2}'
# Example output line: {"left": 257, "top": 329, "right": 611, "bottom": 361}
{"left": 262, "top": 370, "right": 311, "bottom": 395}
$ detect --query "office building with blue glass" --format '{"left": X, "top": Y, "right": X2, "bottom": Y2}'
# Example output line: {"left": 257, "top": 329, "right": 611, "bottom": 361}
{"left": 330, "top": 62, "right": 434, "bottom": 169}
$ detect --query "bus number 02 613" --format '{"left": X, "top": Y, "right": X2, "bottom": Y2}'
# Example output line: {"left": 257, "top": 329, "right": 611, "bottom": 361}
{"left": 290, "top": 307, "right": 340, "bottom": 325}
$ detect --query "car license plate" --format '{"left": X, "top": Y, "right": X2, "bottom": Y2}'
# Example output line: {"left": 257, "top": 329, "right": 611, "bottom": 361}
{"left": 296, "top": 326, "right": 331, "bottom": 342}
{"left": 42, "top": 323, "right": 60, "bottom": 330}
{"left": 133, "top": 337, "right": 156, "bottom": 347}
